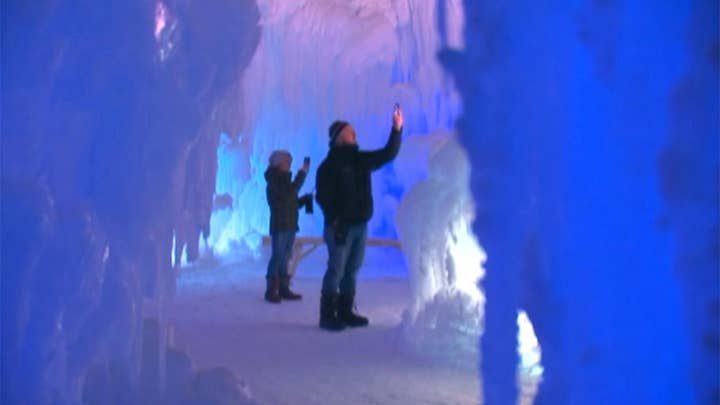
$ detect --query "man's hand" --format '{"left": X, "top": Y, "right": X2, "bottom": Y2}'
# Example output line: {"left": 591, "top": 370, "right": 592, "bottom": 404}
{"left": 393, "top": 104, "right": 404, "bottom": 131}
{"left": 333, "top": 221, "right": 347, "bottom": 245}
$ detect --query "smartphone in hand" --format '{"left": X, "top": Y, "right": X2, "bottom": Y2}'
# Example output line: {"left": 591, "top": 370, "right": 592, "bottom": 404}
{"left": 303, "top": 156, "right": 310, "bottom": 165}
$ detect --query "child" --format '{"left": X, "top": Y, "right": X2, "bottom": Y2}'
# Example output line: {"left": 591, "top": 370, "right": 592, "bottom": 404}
{"left": 264, "top": 150, "right": 311, "bottom": 303}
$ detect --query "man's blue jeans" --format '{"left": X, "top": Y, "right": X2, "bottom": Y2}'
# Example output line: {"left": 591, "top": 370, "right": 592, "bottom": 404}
{"left": 321, "top": 223, "right": 367, "bottom": 296}
{"left": 266, "top": 231, "right": 296, "bottom": 279}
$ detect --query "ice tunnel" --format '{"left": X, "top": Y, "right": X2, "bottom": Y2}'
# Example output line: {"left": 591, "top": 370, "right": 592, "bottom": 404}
{"left": 1, "top": 0, "right": 717, "bottom": 404}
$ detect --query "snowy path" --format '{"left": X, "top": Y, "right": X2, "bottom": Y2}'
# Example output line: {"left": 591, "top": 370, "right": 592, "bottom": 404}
{"left": 169, "top": 260, "right": 481, "bottom": 405}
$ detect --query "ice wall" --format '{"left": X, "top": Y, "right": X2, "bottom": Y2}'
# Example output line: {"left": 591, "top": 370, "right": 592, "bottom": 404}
{"left": 209, "top": 0, "right": 465, "bottom": 256}
{"left": 397, "top": 136, "right": 485, "bottom": 370}
{"left": 397, "top": 135, "right": 542, "bottom": 399}
{"left": 659, "top": 2, "right": 720, "bottom": 402}
{"left": 441, "top": 1, "right": 715, "bottom": 404}
{"left": 1, "top": 1, "right": 260, "bottom": 403}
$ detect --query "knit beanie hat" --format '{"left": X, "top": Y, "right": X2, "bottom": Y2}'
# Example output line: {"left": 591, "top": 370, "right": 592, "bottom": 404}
{"left": 268, "top": 150, "right": 291, "bottom": 168}
{"left": 328, "top": 120, "right": 349, "bottom": 147}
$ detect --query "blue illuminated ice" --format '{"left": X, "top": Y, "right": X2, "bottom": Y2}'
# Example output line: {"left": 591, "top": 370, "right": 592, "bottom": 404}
{"left": 396, "top": 135, "right": 543, "bottom": 397}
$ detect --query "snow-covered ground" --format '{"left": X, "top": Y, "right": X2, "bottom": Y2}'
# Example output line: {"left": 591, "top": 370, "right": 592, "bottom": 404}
{"left": 169, "top": 247, "right": 482, "bottom": 404}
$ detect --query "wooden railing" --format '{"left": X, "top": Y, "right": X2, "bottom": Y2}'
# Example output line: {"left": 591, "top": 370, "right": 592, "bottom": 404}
{"left": 261, "top": 236, "right": 402, "bottom": 276}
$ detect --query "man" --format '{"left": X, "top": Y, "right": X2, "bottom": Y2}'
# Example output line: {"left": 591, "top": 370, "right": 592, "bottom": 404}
{"left": 315, "top": 106, "right": 404, "bottom": 331}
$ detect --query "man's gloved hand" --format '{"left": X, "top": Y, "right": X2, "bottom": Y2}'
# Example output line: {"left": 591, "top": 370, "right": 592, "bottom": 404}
{"left": 333, "top": 221, "right": 347, "bottom": 245}
{"left": 298, "top": 193, "right": 313, "bottom": 213}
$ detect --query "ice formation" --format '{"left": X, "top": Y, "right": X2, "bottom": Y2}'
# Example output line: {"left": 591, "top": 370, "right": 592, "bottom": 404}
{"left": 2, "top": 1, "right": 716, "bottom": 404}
{"left": 207, "top": 0, "right": 464, "bottom": 256}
